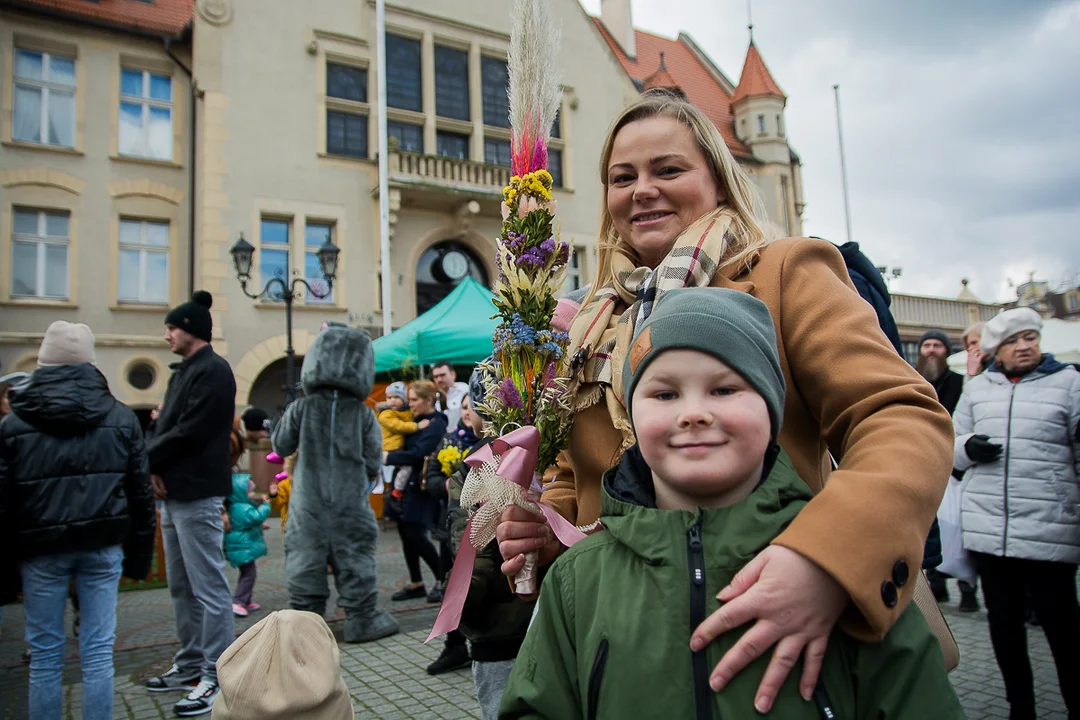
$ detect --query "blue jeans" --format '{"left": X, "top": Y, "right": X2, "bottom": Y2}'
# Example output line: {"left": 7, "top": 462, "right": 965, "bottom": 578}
{"left": 22, "top": 545, "right": 123, "bottom": 720}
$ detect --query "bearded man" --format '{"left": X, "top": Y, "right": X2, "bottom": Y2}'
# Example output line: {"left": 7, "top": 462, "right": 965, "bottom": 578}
{"left": 917, "top": 329, "right": 978, "bottom": 610}
{"left": 916, "top": 329, "right": 963, "bottom": 414}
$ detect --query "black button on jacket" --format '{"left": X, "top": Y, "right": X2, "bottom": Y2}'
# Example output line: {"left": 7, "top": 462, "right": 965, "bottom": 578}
{"left": 0, "top": 364, "right": 157, "bottom": 597}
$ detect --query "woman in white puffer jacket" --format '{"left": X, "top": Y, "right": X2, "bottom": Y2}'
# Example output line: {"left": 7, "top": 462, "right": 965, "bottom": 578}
{"left": 952, "top": 307, "right": 1080, "bottom": 720}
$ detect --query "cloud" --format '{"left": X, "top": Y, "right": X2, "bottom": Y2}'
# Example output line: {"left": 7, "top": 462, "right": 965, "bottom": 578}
{"left": 579, "top": 0, "right": 1080, "bottom": 302}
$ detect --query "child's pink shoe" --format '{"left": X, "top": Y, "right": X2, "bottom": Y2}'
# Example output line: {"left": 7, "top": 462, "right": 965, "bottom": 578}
{"left": 274, "top": 471, "right": 289, "bottom": 481}
{"left": 246, "top": 603, "right": 260, "bottom": 612}
{"left": 232, "top": 603, "right": 249, "bottom": 617}
{"left": 266, "top": 452, "right": 285, "bottom": 465}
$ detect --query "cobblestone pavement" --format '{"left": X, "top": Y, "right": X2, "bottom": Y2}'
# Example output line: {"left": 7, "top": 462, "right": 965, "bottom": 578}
{"left": 0, "top": 521, "right": 1071, "bottom": 718}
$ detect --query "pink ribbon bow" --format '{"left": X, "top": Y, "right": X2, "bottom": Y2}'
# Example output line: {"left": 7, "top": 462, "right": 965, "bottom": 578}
{"left": 426, "top": 425, "right": 587, "bottom": 642}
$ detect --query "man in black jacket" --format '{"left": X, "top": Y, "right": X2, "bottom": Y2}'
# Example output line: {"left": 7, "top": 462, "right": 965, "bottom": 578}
{"left": 916, "top": 329, "right": 964, "bottom": 414}
{"left": 0, "top": 321, "right": 155, "bottom": 719}
{"left": 917, "top": 328, "right": 979, "bottom": 611}
{"left": 144, "top": 291, "right": 237, "bottom": 717}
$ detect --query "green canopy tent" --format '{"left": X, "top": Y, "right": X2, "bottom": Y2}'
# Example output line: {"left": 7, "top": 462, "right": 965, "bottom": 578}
{"left": 372, "top": 276, "right": 499, "bottom": 373}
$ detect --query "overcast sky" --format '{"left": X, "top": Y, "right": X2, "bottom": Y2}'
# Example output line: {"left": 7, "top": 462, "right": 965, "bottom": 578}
{"left": 579, "top": 0, "right": 1080, "bottom": 302}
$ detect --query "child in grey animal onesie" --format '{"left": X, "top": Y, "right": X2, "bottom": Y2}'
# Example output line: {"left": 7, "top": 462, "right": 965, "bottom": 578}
{"left": 271, "top": 325, "right": 399, "bottom": 643}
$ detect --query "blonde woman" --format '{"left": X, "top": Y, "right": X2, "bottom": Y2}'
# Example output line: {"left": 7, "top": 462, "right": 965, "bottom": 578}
{"left": 495, "top": 90, "right": 953, "bottom": 712}
{"left": 384, "top": 380, "right": 449, "bottom": 602}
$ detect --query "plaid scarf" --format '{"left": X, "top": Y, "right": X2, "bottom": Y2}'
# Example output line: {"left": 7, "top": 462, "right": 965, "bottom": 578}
{"left": 565, "top": 208, "right": 735, "bottom": 449}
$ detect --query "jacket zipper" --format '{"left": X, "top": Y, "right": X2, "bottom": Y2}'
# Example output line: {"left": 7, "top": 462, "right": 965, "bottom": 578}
{"left": 687, "top": 520, "right": 712, "bottom": 720}
{"left": 1002, "top": 383, "right": 1016, "bottom": 553}
{"left": 813, "top": 678, "right": 837, "bottom": 719}
{"left": 587, "top": 638, "right": 609, "bottom": 720}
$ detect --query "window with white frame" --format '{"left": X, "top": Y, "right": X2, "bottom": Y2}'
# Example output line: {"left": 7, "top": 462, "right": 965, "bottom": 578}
{"left": 260, "top": 217, "right": 291, "bottom": 302}
{"left": 119, "top": 68, "right": 173, "bottom": 160}
{"left": 562, "top": 246, "right": 584, "bottom": 295}
{"left": 304, "top": 222, "right": 335, "bottom": 304}
{"left": 118, "top": 218, "right": 169, "bottom": 304}
{"left": 11, "top": 208, "right": 70, "bottom": 299}
{"left": 13, "top": 49, "right": 76, "bottom": 148}
{"left": 481, "top": 56, "right": 510, "bottom": 128}
{"left": 757, "top": 114, "right": 766, "bottom": 134}
{"left": 326, "top": 62, "right": 368, "bottom": 158}
{"left": 484, "top": 138, "right": 511, "bottom": 167}
{"left": 548, "top": 149, "right": 564, "bottom": 188}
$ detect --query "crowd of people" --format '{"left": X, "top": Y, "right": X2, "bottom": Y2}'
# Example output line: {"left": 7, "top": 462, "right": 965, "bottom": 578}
{"left": 0, "top": 89, "right": 1075, "bottom": 720}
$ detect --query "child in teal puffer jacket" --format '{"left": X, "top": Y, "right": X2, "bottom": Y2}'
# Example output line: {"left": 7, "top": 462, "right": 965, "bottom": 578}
{"left": 225, "top": 474, "right": 271, "bottom": 617}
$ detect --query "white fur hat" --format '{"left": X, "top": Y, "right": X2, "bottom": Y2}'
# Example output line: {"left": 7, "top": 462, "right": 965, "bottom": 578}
{"left": 980, "top": 307, "right": 1042, "bottom": 356}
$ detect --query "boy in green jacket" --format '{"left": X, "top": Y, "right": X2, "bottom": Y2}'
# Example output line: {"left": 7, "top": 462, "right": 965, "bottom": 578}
{"left": 500, "top": 288, "right": 962, "bottom": 720}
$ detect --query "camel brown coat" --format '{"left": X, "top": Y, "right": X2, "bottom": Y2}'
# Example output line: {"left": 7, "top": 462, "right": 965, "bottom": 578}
{"left": 542, "top": 237, "right": 954, "bottom": 640}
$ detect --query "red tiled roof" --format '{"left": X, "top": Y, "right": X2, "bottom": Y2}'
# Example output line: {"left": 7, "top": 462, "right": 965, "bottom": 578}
{"left": 730, "top": 42, "right": 785, "bottom": 104}
{"left": 592, "top": 17, "right": 752, "bottom": 159}
{"left": 642, "top": 53, "right": 678, "bottom": 91}
{"left": 6, "top": 0, "right": 194, "bottom": 36}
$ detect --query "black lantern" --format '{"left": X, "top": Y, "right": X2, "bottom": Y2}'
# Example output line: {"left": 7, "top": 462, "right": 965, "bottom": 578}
{"left": 229, "top": 233, "right": 256, "bottom": 281}
{"left": 229, "top": 230, "right": 341, "bottom": 409}
{"left": 316, "top": 239, "right": 341, "bottom": 284}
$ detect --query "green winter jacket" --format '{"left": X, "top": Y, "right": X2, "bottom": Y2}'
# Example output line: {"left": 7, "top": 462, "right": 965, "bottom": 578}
{"left": 224, "top": 474, "right": 270, "bottom": 568}
{"left": 500, "top": 447, "right": 962, "bottom": 720}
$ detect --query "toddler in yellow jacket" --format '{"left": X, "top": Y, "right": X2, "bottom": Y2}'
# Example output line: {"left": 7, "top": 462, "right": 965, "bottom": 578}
{"left": 378, "top": 381, "right": 429, "bottom": 498}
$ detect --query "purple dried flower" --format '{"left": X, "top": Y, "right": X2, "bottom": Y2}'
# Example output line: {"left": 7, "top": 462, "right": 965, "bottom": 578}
{"left": 517, "top": 247, "right": 546, "bottom": 269}
{"left": 543, "top": 361, "right": 557, "bottom": 386}
{"left": 555, "top": 240, "right": 570, "bottom": 266}
{"left": 497, "top": 376, "right": 524, "bottom": 409}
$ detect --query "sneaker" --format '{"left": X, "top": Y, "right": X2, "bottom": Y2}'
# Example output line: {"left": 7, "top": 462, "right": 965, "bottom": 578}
{"left": 232, "top": 603, "right": 249, "bottom": 617}
{"left": 958, "top": 590, "right": 980, "bottom": 613}
{"left": 426, "top": 582, "right": 444, "bottom": 604}
{"left": 426, "top": 643, "right": 471, "bottom": 675}
{"left": 174, "top": 680, "right": 219, "bottom": 717}
{"left": 391, "top": 584, "right": 427, "bottom": 601}
{"left": 246, "top": 603, "right": 260, "bottom": 612}
{"left": 146, "top": 664, "right": 200, "bottom": 693}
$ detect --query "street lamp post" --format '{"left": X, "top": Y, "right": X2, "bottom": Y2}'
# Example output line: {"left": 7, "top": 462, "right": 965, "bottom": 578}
{"left": 229, "top": 232, "right": 341, "bottom": 406}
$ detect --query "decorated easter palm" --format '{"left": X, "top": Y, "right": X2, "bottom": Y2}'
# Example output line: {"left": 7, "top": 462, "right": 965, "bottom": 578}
{"left": 428, "top": 0, "right": 589, "bottom": 642}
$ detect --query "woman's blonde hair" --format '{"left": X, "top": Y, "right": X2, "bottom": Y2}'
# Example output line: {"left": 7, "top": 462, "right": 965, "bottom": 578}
{"left": 962, "top": 321, "right": 986, "bottom": 349}
{"left": 409, "top": 379, "right": 445, "bottom": 410}
{"left": 585, "top": 90, "right": 770, "bottom": 307}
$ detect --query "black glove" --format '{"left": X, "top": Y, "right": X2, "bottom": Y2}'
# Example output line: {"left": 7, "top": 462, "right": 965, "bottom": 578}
{"left": 965, "top": 434, "right": 1003, "bottom": 463}
{"left": 383, "top": 494, "right": 403, "bottom": 521}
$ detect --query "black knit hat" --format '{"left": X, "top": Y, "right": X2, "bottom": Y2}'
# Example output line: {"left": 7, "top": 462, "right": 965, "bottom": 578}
{"left": 165, "top": 290, "right": 213, "bottom": 342}
{"left": 241, "top": 407, "right": 269, "bottom": 432}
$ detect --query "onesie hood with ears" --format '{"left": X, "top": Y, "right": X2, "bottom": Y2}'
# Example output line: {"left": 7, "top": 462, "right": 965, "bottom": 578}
{"left": 300, "top": 325, "right": 374, "bottom": 399}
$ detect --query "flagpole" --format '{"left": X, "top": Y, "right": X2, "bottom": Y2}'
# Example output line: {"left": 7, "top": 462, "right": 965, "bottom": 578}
{"left": 833, "top": 83, "right": 853, "bottom": 244}
{"left": 376, "top": 0, "right": 392, "bottom": 336}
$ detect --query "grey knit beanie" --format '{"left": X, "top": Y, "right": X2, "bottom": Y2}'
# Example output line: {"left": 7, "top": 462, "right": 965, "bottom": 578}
{"left": 918, "top": 329, "right": 951, "bottom": 350}
{"left": 623, "top": 288, "right": 785, "bottom": 442}
{"left": 38, "top": 321, "right": 95, "bottom": 366}
{"left": 384, "top": 381, "right": 408, "bottom": 402}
